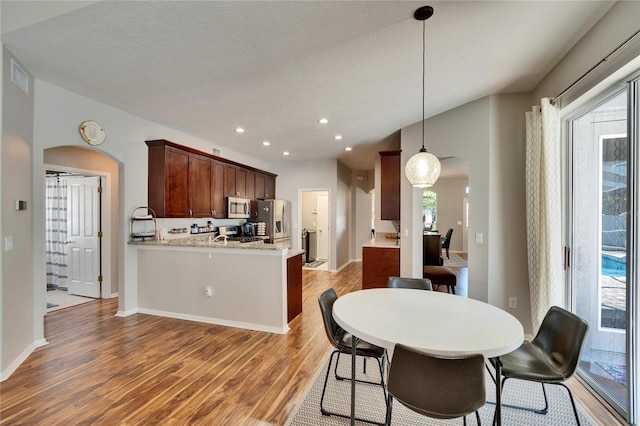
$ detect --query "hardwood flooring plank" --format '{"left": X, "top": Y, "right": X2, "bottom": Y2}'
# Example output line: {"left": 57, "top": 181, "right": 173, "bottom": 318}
{"left": 0, "top": 262, "right": 625, "bottom": 425}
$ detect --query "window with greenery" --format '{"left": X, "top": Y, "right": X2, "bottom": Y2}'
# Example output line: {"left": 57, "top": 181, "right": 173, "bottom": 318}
{"left": 422, "top": 190, "right": 437, "bottom": 230}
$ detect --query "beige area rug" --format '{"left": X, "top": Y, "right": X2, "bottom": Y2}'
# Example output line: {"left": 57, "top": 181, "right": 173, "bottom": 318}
{"left": 444, "top": 252, "right": 467, "bottom": 268}
{"left": 286, "top": 352, "right": 595, "bottom": 425}
{"left": 46, "top": 289, "right": 95, "bottom": 312}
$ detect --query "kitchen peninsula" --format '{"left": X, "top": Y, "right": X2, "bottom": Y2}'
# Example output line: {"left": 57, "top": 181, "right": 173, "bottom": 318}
{"left": 361, "top": 237, "right": 400, "bottom": 289}
{"left": 130, "top": 236, "right": 303, "bottom": 334}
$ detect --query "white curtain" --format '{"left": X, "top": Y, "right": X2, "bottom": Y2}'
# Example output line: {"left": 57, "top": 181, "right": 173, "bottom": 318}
{"left": 45, "top": 176, "right": 68, "bottom": 289}
{"left": 525, "top": 98, "right": 564, "bottom": 331}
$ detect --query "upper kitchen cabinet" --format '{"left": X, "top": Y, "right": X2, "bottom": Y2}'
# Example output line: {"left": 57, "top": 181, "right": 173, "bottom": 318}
{"left": 379, "top": 150, "right": 401, "bottom": 221}
{"left": 225, "top": 164, "right": 247, "bottom": 198}
{"left": 146, "top": 139, "right": 276, "bottom": 218}
{"left": 147, "top": 141, "right": 191, "bottom": 218}
{"left": 264, "top": 175, "right": 276, "bottom": 199}
{"left": 211, "top": 160, "right": 226, "bottom": 218}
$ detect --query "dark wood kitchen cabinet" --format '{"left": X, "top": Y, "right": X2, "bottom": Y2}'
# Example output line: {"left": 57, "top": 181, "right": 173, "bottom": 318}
{"left": 255, "top": 172, "right": 276, "bottom": 199}
{"left": 147, "top": 142, "right": 191, "bottom": 218}
{"left": 146, "top": 139, "right": 277, "bottom": 218}
{"left": 189, "top": 153, "right": 215, "bottom": 218}
{"left": 287, "top": 252, "right": 303, "bottom": 322}
{"left": 362, "top": 246, "right": 399, "bottom": 289}
{"left": 379, "top": 150, "right": 401, "bottom": 221}
{"left": 225, "top": 164, "right": 247, "bottom": 198}
{"left": 264, "top": 175, "right": 276, "bottom": 199}
{"left": 211, "top": 160, "right": 226, "bottom": 218}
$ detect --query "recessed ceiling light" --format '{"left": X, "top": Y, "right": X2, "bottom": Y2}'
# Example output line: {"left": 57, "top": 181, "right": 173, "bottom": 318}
{"left": 334, "top": 135, "right": 343, "bottom": 140}
{"left": 283, "top": 151, "right": 290, "bottom": 156}
{"left": 235, "top": 127, "right": 245, "bottom": 133}
{"left": 262, "top": 141, "right": 270, "bottom": 146}
{"left": 345, "top": 147, "right": 352, "bottom": 151}
{"left": 318, "top": 118, "right": 329, "bottom": 124}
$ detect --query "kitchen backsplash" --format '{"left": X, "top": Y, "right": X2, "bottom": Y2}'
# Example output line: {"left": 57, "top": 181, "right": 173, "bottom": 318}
{"left": 156, "top": 218, "right": 244, "bottom": 240}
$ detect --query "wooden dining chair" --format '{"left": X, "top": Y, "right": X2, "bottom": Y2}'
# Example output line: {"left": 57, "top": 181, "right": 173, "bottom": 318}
{"left": 385, "top": 344, "right": 485, "bottom": 425}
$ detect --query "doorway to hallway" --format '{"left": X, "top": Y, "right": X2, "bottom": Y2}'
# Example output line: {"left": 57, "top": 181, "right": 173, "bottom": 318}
{"left": 300, "top": 190, "right": 330, "bottom": 271}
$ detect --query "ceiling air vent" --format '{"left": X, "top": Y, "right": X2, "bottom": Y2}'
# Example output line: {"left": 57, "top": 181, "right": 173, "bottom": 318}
{"left": 212, "top": 148, "right": 220, "bottom": 156}
{"left": 11, "top": 59, "right": 29, "bottom": 95}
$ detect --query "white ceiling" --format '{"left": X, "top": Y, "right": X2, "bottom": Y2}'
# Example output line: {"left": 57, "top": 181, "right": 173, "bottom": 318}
{"left": 1, "top": 1, "right": 613, "bottom": 173}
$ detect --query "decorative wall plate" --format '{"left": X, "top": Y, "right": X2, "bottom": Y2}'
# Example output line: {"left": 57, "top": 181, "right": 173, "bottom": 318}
{"left": 79, "top": 120, "right": 106, "bottom": 145}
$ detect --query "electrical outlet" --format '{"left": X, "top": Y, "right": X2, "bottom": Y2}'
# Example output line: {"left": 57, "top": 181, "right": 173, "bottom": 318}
{"left": 508, "top": 297, "right": 517, "bottom": 308}
{"left": 204, "top": 286, "right": 213, "bottom": 297}
{"left": 475, "top": 233, "right": 483, "bottom": 244}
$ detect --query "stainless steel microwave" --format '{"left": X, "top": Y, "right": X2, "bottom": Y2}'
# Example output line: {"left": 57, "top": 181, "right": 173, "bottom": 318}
{"left": 227, "top": 197, "right": 251, "bottom": 219}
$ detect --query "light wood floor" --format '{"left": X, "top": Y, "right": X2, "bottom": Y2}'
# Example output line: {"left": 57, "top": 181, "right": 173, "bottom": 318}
{"left": 0, "top": 262, "right": 627, "bottom": 425}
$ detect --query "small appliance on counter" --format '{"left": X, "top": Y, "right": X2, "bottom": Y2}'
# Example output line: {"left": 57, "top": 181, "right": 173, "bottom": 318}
{"left": 242, "top": 222, "right": 256, "bottom": 237}
{"left": 256, "top": 199, "right": 291, "bottom": 246}
{"left": 218, "top": 225, "right": 265, "bottom": 244}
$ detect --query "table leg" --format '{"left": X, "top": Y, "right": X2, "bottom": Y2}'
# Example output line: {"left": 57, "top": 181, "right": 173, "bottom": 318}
{"left": 494, "top": 357, "right": 502, "bottom": 426}
{"left": 350, "top": 336, "right": 356, "bottom": 425}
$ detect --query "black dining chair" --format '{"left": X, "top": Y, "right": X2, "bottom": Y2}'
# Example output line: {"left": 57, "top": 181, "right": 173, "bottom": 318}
{"left": 441, "top": 228, "right": 453, "bottom": 259}
{"left": 491, "top": 306, "right": 588, "bottom": 425}
{"left": 317, "top": 288, "right": 387, "bottom": 425}
{"left": 387, "top": 276, "right": 433, "bottom": 291}
{"left": 385, "top": 344, "right": 485, "bottom": 425}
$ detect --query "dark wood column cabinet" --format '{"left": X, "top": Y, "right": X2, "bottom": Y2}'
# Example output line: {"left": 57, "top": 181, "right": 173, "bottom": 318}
{"left": 362, "top": 246, "right": 400, "bottom": 289}
{"left": 423, "top": 233, "right": 443, "bottom": 266}
{"left": 287, "top": 253, "right": 303, "bottom": 322}
{"left": 379, "top": 150, "right": 401, "bottom": 221}
{"left": 146, "top": 139, "right": 277, "bottom": 218}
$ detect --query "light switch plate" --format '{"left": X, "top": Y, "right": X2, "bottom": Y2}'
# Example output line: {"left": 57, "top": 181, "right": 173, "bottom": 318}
{"left": 5, "top": 236, "right": 14, "bottom": 252}
{"left": 475, "top": 233, "right": 483, "bottom": 244}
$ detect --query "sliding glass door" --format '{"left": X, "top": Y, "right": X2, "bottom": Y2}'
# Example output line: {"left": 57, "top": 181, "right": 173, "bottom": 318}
{"left": 568, "top": 75, "right": 638, "bottom": 421}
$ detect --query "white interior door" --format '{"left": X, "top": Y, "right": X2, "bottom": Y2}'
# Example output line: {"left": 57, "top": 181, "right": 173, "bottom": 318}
{"left": 317, "top": 192, "right": 329, "bottom": 260}
{"left": 67, "top": 176, "right": 101, "bottom": 298}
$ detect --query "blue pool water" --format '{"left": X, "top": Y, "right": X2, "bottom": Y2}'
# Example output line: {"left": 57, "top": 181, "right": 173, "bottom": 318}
{"left": 602, "top": 254, "right": 626, "bottom": 277}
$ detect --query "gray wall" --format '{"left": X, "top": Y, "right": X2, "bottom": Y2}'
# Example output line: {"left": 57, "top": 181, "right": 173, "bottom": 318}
{"left": 336, "top": 161, "right": 351, "bottom": 269}
{"left": 1, "top": 48, "right": 36, "bottom": 375}
{"left": 352, "top": 170, "right": 374, "bottom": 261}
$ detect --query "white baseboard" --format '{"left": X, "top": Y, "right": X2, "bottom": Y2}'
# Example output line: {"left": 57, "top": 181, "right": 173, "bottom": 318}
{"left": 136, "top": 308, "right": 290, "bottom": 335}
{"left": 115, "top": 308, "right": 138, "bottom": 317}
{"left": 0, "top": 338, "right": 49, "bottom": 382}
{"left": 333, "top": 259, "right": 353, "bottom": 273}
{"left": 108, "top": 292, "right": 118, "bottom": 299}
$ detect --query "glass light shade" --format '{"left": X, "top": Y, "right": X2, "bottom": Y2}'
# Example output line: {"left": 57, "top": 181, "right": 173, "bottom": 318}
{"left": 405, "top": 149, "right": 441, "bottom": 188}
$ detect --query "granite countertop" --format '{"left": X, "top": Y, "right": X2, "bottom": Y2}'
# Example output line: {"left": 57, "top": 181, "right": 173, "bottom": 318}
{"left": 129, "top": 235, "right": 290, "bottom": 251}
{"left": 362, "top": 238, "right": 400, "bottom": 248}
{"left": 287, "top": 249, "right": 305, "bottom": 259}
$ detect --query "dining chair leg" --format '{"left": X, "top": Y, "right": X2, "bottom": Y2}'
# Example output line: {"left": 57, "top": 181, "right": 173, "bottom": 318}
{"left": 475, "top": 410, "right": 481, "bottom": 425}
{"left": 385, "top": 394, "right": 393, "bottom": 426}
{"left": 320, "top": 350, "right": 339, "bottom": 415}
{"left": 495, "top": 379, "right": 580, "bottom": 425}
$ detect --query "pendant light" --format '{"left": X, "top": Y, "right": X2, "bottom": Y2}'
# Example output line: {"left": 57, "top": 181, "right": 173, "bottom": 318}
{"left": 405, "top": 5, "right": 441, "bottom": 188}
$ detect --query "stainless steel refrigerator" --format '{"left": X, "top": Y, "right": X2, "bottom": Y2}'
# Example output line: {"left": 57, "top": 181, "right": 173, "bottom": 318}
{"left": 256, "top": 199, "right": 291, "bottom": 246}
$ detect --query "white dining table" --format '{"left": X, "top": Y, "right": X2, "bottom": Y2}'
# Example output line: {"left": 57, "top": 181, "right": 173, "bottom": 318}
{"left": 333, "top": 288, "right": 524, "bottom": 426}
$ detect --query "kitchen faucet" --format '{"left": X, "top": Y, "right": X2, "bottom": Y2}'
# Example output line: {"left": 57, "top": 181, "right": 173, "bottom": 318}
{"left": 211, "top": 234, "right": 228, "bottom": 243}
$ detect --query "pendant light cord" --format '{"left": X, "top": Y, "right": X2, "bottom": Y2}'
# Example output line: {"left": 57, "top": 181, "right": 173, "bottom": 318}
{"left": 421, "top": 19, "right": 426, "bottom": 152}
